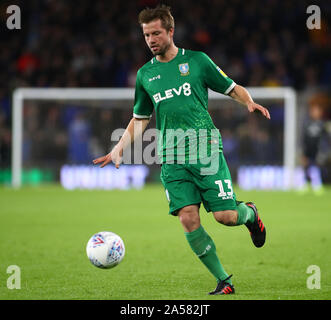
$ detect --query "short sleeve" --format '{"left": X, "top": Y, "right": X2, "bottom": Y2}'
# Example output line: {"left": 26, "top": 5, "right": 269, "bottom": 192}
{"left": 133, "top": 69, "right": 154, "bottom": 119}
{"left": 200, "top": 52, "right": 236, "bottom": 95}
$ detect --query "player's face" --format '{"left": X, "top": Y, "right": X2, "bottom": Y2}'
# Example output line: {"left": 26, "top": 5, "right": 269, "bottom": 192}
{"left": 309, "top": 104, "right": 323, "bottom": 120}
{"left": 142, "top": 19, "right": 173, "bottom": 56}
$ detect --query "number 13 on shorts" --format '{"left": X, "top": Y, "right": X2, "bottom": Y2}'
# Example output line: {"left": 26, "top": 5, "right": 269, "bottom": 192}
{"left": 215, "top": 179, "right": 233, "bottom": 200}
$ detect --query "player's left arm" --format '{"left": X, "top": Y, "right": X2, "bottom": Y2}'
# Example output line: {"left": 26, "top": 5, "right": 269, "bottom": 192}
{"left": 229, "top": 85, "right": 271, "bottom": 119}
{"left": 200, "top": 52, "right": 270, "bottom": 120}
{"left": 228, "top": 85, "right": 271, "bottom": 119}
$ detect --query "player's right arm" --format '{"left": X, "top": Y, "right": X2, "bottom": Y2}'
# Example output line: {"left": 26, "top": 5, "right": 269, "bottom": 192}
{"left": 93, "top": 68, "right": 153, "bottom": 169}
{"left": 93, "top": 117, "right": 150, "bottom": 168}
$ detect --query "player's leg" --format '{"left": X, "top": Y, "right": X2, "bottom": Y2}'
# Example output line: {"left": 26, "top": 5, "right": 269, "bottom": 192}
{"left": 180, "top": 206, "right": 235, "bottom": 295}
{"left": 211, "top": 192, "right": 266, "bottom": 248}
{"left": 212, "top": 203, "right": 255, "bottom": 226}
{"left": 160, "top": 163, "right": 231, "bottom": 292}
{"left": 213, "top": 202, "right": 266, "bottom": 248}
{"left": 212, "top": 209, "right": 239, "bottom": 226}
{"left": 178, "top": 205, "right": 232, "bottom": 290}
{"left": 177, "top": 204, "right": 200, "bottom": 232}
{"left": 301, "top": 155, "right": 312, "bottom": 192}
{"left": 307, "top": 163, "right": 324, "bottom": 195}
{"left": 191, "top": 152, "right": 266, "bottom": 247}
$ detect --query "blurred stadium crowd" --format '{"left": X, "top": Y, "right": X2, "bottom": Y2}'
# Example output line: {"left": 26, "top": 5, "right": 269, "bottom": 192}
{"left": 0, "top": 0, "right": 330, "bottom": 181}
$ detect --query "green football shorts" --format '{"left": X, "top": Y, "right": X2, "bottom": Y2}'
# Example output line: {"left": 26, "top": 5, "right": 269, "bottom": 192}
{"left": 160, "top": 152, "right": 237, "bottom": 215}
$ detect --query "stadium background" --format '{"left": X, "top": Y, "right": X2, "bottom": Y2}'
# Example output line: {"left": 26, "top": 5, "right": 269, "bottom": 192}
{"left": 0, "top": 0, "right": 330, "bottom": 187}
{"left": 1, "top": 0, "right": 331, "bottom": 301}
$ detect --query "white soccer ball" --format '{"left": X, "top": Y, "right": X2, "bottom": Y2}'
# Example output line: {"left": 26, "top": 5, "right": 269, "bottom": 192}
{"left": 86, "top": 231, "right": 125, "bottom": 269}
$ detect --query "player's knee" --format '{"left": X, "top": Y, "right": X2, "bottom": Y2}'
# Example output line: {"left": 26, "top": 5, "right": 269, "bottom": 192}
{"left": 178, "top": 205, "right": 200, "bottom": 232}
{"left": 213, "top": 210, "right": 237, "bottom": 226}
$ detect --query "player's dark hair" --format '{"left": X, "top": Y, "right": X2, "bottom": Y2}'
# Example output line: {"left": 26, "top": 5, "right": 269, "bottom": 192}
{"left": 138, "top": 4, "right": 174, "bottom": 31}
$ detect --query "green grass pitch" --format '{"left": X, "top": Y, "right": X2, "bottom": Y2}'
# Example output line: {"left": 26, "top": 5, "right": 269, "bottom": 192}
{"left": 0, "top": 184, "right": 330, "bottom": 300}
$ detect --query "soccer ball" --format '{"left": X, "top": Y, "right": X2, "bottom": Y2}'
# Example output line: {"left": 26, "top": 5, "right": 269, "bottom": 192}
{"left": 86, "top": 231, "right": 125, "bottom": 269}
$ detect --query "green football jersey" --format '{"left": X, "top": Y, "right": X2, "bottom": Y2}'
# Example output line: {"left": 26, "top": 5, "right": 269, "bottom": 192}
{"left": 133, "top": 48, "right": 236, "bottom": 163}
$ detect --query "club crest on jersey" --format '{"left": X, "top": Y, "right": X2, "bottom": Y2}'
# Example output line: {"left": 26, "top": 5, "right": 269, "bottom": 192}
{"left": 179, "top": 63, "right": 189, "bottom": 76}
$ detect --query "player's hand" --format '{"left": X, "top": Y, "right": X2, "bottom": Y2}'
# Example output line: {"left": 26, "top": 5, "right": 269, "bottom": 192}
{"left": 93, "top": 146, "right": 123, "bottom": 169}
{"left": 247, "top": 102, "right": 271, "bottom": 119}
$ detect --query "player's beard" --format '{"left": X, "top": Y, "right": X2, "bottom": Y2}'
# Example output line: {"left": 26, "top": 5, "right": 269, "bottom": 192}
{"left": 151, "top": 41, "right": 170, "bottom": 57}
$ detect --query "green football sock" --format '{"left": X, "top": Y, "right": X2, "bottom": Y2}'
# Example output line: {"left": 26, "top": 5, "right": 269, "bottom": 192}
{"left": 185, "top": 225, "right": 231, "bottom": 284}
{"left": 236, "top": 202, "right": 255, "bottom": 225}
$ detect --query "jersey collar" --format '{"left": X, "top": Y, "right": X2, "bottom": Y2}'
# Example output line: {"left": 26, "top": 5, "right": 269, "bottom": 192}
{"left": 151, "top": 48, "right": 185, "bottom": 64}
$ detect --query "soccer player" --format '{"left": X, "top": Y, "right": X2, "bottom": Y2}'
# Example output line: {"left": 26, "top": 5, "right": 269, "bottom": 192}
{"left": 301, "top": 97, "right": 328, "bottom": 194}
{"left": 93, "top": 5, "right": 270, "bottom": 295}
